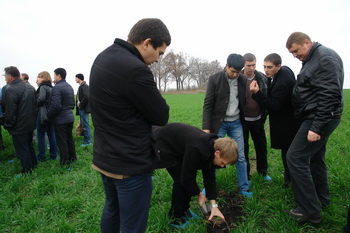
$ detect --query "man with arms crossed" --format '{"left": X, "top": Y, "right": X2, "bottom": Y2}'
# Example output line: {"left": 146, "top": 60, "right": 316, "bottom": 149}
{"left": 89, "top": 18, "right": 171, "bottom": 233}
{"left": 286, "top": 32, "right": 343, "bottom": 224}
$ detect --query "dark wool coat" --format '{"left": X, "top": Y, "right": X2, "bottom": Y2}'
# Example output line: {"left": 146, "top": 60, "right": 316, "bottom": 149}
{"left": 252, "top": 66, "right": 298, "bottom": 149}
{"left": 153, "top": 123, "right": 218, "bottom": 200}
{"left": 90, "top": 38, "right": 169, "bottom": 176}
{"left": 202, "top": 70, "right": 247, "bottom": 134}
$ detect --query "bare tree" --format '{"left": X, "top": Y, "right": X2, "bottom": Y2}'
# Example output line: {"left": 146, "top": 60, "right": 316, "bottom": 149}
{"left": 163, "top": 51, "right": 191, "bottom": 90}
{"left": 189, "top": 58, "right": 223, "bottom": 89}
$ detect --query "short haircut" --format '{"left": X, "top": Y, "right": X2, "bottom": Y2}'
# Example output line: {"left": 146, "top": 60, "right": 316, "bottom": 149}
{"left": 128, "top": 18, "right": 171, "bottom": 49}
{"left": 214, "top": 137, "right": 238, "bottom": 165}
{"left": 38, "top": 71, "right": 52, "bottom": 83}
{"left": 4, "top": 66, "right": 20, "bottom": 78}
{"left": 75, "top": 73, "right": 84, "bottom": 81}
{"left": 243, "top": 53, "right": 256, "bottom": 62}
{"left": 227, "top": 54, "right": 245, "bottom": 71}
{"left": 54, "top": 68, "right": 67, "bottom": 79}
{"left": 264, "top": 53, "right": 282, "bottom": 66}
{"left": 286, "top": 32, "right": 311, "bottom": 49}
{"left": 21, "top": 73, "right": 29, "bottom": 80}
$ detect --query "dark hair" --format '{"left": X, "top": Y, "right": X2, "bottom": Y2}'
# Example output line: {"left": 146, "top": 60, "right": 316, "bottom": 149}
{"left": 128, "top": 18, "right": 171, "bottom": 49}
{"left": 243, "top": 53, "right": 256, "bottom": 62}
{"left": 227, "top": 54, "right": 245, "bottom": 70}
{"left": 286, "top": 32, "right": 311, "bottom": 49}
{"left": 75, "top": 73, "right": 84, "bottom": 81}
{"left": 54, "top": 68, "right": 67, "bottom": 79}
{"left": 264, "top": 53, "right": 282, "bottom": 66}
{"left": 4, "top": 66, "right": 20, "bottom": 78}
{"left": 21, "top": 73, "right": 29, "bottom": 80}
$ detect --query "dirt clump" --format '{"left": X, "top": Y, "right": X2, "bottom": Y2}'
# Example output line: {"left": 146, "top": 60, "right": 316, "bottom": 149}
{"left": 205, "top": 190, "right": 244, "bottom": 233}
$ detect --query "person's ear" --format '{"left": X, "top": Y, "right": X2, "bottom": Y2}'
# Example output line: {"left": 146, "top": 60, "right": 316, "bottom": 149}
{"left": 142, "top": 38, "right": 152, "bottom": 49}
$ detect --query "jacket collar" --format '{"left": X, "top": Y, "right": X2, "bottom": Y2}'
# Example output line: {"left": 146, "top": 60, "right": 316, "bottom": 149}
{"left": 114, "top": 38, "right": 145, "bottom": 63}
{"left": 303, "top": 42, "right": 322, "bottom": 65}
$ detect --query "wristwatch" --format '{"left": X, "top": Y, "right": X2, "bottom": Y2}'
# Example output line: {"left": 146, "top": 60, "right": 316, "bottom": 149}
{"left": 212, "top": 204, "right": 218, "bottom": 208}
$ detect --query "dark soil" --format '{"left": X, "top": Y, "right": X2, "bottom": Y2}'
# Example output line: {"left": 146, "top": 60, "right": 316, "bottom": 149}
{"left": 205, "top": 190, "right": 245, "bottom": 233}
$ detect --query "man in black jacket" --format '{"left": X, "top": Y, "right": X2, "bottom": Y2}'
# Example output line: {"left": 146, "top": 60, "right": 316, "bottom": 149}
{"left": 153, "top": 123, "right": 238, "bottom": 229}
{"left": 249, "top": 53, "right": 298, "bottom": 187}
{"left": 90, "top": 18, "right": 171, "bottom": 233}
{"left": 3, "top": 66, "right": 37, "bottom": 175}
{"left": 75, "top": 73, "right": 91, "bottom": 147}
{"left": 285, "top": 32, "right": 343, "bottom": 224}
{"left": 47, "top": 68, "right": 76, "bottom": 166}
{"left": 242, "top": 53, "right": 269, "bottom": 181}
{"left": 202, "top": 54, "right": 251, "bottom": 198}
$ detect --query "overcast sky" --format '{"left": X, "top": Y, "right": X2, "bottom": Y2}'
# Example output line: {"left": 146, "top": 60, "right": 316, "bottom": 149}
{"left": 1, "top": 0, "right": 349, "bottom": 91}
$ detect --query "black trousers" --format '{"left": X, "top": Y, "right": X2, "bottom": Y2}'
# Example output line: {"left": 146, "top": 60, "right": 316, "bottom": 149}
{"left": 166, "top": 163, "right": 191, "bottom": 219}
{"left": 12, "top": 131, "right": 37, "bottom": 173}
{"left": 244, "top": 119, "right": 268, "bottom": 177}
{"left": 287, "top": 119, "right": 340, "bottom": 218}
{"left": 54, "top": 122, "right": 76, "bottom": 166}
{"left": 344, "top": 207, "right": 350, "bottom": 233}
{"left": 281, "top": 147, "right": 291, "bottom": 185}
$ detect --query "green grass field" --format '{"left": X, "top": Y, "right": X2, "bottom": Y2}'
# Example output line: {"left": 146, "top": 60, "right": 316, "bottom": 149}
{"left": 0, "top": 91, "right": 349, "bottom": 232}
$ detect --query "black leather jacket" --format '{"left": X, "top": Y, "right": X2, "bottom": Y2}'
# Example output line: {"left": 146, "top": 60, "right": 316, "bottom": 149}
{"left": 293, "top": 42, "right": 344, "bottom": 135}
{"left": 3, "top": 79, "right": 37, "bottom": 135}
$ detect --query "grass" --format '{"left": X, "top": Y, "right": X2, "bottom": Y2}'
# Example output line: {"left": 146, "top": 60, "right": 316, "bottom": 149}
{"left": 0, "top": 91, "right": 349, "bottom": 232}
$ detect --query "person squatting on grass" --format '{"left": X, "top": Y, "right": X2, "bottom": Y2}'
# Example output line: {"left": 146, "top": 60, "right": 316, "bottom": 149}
{"left": 89, "top": 18, "right": 171, "bottom": 233}
{"left": 3, "top": 66, "right": 37, "bottom": 175}
{"left": 202, "top": 53, "right": 252, "bottom": 198}
{"left": 153, "top": 123, "right": 238, "bottom": 229}
{"left": 285, "top": 32, "right": 344, "bottom": 224}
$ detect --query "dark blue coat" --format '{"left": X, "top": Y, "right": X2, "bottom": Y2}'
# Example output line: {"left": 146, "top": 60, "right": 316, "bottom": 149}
{"left": 47, "top": 79, "right": 75, "bottom": 125}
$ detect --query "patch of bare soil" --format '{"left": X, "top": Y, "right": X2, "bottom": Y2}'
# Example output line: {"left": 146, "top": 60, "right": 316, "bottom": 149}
{"left": 205, "top": 190, "right": 245, "bottom": 233}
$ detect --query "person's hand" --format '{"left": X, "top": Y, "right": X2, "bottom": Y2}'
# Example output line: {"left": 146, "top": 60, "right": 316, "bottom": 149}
{"left": 249, "top": 80, "right": 259, "bottom": 93}
{"left": 203, "top": 129, "right": 210, "bottom": 134}
{"left": 209, "top": 206, "right": 225, "bottom": 221}
{"left": 197, "top": 192, "right": 207, "bottom": 206}
{"left": 307, "top": 130, "right": 321, "bottom": 142}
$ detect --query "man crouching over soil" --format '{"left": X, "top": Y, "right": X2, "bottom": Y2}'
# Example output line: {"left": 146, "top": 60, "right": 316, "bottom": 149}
{"left": 153, "top": 123, "right": 238, "bottom": 229}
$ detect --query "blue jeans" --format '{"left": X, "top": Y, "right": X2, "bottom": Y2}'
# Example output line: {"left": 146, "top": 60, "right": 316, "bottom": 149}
{"left": 100, "top": 172, "right": 152, "bottom": 233}
{"left": 37, "top": 116, "right": 58, "bottom": 160}
{"left": 218, "top": 119, "right": 250, "bottom": 191}
{"left": 79, "top": 109, "right": 92, "bottom": 144}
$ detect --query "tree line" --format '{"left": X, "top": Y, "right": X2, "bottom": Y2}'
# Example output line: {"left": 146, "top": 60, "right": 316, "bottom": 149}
{"left": 150, "top": 50, "right": 223, "bottom": 92}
